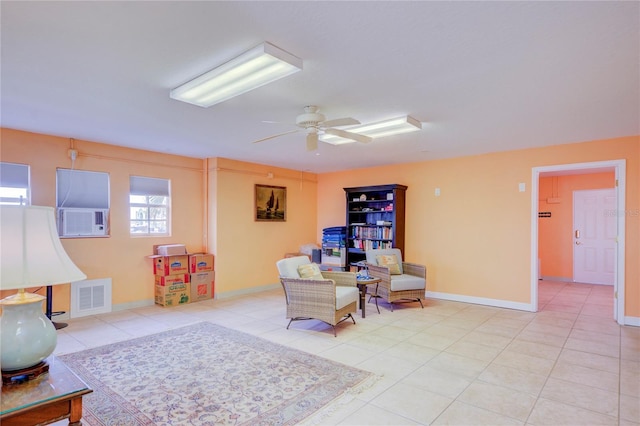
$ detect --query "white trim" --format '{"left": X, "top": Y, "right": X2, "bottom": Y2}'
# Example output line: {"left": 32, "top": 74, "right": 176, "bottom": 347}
{"left": 111, "top": 284, "right": 282, "bottom": 307}
{"left": 532, "top": 159, "right": 626, "bottom": 325}
{"left": 113, "top": 299, "right": 155, "bottom": 311}
{"left": 615, "top": 162, "right": 626, "bottom": 326}
{"left": 215, "top": 283, "right": 281, "bottom": 299}
{"left": 539, "top": 276, "right": 573, "bottom": 283}
{"left": 51, "top": 311, "right": 70, "bottom": 321}
{"left": 426, "top": 291, "right": 534, "bottom": 312}
{"left": 624, "top": 316, "right": 640, "bottom": 327}
{"left": 531, "top": 176, "right": 539, "bottom": 311}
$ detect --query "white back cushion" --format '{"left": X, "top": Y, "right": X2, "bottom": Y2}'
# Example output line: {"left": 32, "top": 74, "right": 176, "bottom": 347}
{"left": 365, "top": 248, "right": 404, "bottom": 274}
{"left": 276, "top": 256, "right": 311, "bottom": 278}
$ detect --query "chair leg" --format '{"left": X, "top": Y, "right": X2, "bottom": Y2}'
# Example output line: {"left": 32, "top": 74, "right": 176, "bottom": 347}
{"left": 367, "top": 294, "right": 381, "bottom": 314}
{"left": 332, "top": 325, "right": 336, "bottom": 337}
{"left": 286, "top": 318, "right": 294, "bottom": 330}
{"left": 418, "top": 298, "right": 424, "bottom": 308}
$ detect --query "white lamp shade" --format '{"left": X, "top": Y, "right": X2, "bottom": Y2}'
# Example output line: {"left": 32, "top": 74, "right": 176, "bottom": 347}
{"left": 0, "top": 205, "right": 87, "bottom": 290}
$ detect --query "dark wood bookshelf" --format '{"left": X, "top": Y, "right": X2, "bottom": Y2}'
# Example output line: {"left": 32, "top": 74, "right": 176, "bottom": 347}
{"left": 343, "top": 184, "right": 407, "bottom": 265}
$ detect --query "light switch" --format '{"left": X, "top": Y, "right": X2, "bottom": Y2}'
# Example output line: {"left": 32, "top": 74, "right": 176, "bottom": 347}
{"left": 435, "top": 188, "right": 441, "bottom": 197}
{"left": 519, "top": 183, "right": 526, "bottom": 192}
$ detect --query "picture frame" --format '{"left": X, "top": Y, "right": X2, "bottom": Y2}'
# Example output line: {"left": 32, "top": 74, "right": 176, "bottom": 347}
{"left": 255, "top": 184, "right": 286, "bottom": 222}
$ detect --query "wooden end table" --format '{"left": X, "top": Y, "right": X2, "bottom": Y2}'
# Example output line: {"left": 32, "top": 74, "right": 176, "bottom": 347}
{"left": 1, "top": 355, "right": 92, "bottom": 426}
{"left": 356, "top": 277, "right": 381, "bottom": 318}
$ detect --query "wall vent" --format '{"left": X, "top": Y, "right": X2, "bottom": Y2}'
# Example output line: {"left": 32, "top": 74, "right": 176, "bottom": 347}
{"left": 71, "top": 278, "right": 112, "bottom": 318}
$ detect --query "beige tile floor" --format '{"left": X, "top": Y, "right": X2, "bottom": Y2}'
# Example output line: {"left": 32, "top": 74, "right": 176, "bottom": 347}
{"left": 52, "top": 280, "right": 639, "bottom": 425}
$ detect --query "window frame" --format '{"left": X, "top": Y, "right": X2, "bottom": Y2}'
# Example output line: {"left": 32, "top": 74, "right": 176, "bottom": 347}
{"left": 0, "top": 162, "right": 31, "bottom": 206}
{"left": 129, "top": 176, "right": 171, "bottom": 237}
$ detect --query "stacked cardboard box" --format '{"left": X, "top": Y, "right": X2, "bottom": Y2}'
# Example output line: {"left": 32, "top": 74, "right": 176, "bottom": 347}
{"left": 151, "top": 245, "right": 191, "bottom": 307}
{"left": 153, "top": 255, "right": 190, "bottom": 306}
{"left": 189, "top": 253, "right": 214, "bottom": 302}
{"left": 150, "top": 246, "right": 214, "bottom": 306}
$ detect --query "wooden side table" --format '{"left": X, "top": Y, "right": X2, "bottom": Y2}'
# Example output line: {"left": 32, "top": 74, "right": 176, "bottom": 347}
{"left": 356, "top": 277, "right": 381, "bottom": 318}
{"left": 1, "top": 356, "right": 92, "bottom": 426}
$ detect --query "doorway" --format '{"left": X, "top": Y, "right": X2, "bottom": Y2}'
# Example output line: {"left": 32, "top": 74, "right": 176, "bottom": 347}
{"left": 531, "top": 160, "right": 626, "bottom": 325}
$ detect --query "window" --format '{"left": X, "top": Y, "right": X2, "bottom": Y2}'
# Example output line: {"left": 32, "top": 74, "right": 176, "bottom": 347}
{"left": 56, "top": 169, "right": 110, "bottom": 237}
{"left": 0, "top": 162, "right": 30, "bottom": 205}
{"left": 57, "top": 169, "right": 110, "bottom": 209}
{"left": 130, "top": 176, "right": 170, "bottom": 236}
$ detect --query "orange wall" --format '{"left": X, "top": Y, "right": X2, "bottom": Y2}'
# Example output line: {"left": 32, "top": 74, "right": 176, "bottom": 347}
{"left": 0, "top": 128, "right": 205, "bottom": 313}
{"left": 3, "top": 128, "right": 638, "bottom": 320}
{"left": 538, "top": 173, "right": 615, "bottom": 280}
{"left": 318, "top": 136, "right": 639, "bottom": 317}
{"left": 207, "top": 158, "right": 318, "bottom": 295}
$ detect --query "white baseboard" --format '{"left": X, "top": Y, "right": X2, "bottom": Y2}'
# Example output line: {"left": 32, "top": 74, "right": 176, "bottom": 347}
{"left": 51, "top": 312, "right": 70, "bottom": 321}
{"left": 426, "top": 291, "right": 534, "bottom": 312}
{"left": 539, "top": 276, "right": 573, "bottom": 282}
{"left": 624, "top": 316, "right": 640, "bottom": 327}
{"left": 102, "top": 285, "right": 282, "bottom": 312}
{"left": 215, "top": 283, "right": 281, "bottom": 300}
{"left": 113, "top": 299, "right": 155, "bottom": 311}
{"left": 540, "top": 276, "right": 613, "bottom": 286}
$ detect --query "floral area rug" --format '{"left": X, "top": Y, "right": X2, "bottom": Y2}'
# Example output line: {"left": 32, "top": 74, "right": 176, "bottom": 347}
{"left": 59, "top": 322, "right": 374, "bottom": 425}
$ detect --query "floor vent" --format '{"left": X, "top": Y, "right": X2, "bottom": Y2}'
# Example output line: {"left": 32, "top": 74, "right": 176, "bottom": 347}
{"left": 71, "top": 278, "right": 112, "bottom": 318}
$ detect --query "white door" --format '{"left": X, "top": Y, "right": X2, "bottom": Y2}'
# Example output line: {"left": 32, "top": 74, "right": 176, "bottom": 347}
{"left": 573, "top": 189, "right": 616, "bottom": 285}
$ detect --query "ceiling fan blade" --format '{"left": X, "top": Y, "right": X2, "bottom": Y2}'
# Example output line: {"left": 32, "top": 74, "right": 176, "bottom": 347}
{"left": 324, "top": 128, "right": 372, "bottom": 144}
{"left": 306, "top": 133, "right": 318, "bottom": 151}
{"left": 252, "top": 129, "right": 299, "bottom": 144}
{"left": 321, "top": 117, "right": 360, "bottom": 127}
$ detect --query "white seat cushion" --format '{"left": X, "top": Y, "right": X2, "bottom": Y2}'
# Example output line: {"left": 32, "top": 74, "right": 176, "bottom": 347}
{"left": 390, "top": 274, "right": 425, "bottom": 291}
{"left": 335, "top": 286, "right": 359, "bottom": 309}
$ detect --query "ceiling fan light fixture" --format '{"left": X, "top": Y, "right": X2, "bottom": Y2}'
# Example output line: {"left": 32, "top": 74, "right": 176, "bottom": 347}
{"left": 170, "top": 42, "right": 302, "bottom": 108}
{"left": 320, "top": 115, "right": 422, "bottom": 145}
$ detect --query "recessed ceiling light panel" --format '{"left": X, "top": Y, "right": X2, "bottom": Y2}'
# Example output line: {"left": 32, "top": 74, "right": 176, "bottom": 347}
{"left": 170, "top": 42, "right": 302, "bottom": 108}
{"left": 321, "top": 115, "right": 422, "bottom": 145}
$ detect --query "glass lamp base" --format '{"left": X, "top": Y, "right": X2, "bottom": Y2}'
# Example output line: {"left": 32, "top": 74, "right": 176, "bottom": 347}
{"left": 0, "top": 292, "right": 57, "bottom": 372}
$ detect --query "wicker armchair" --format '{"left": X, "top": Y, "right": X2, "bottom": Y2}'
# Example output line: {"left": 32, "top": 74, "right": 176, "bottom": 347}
{"left": 276, "top": 256, "right": 359, "bottom": 336}
{"left": 365, "top": 248, "right": 426, "bottom": 311}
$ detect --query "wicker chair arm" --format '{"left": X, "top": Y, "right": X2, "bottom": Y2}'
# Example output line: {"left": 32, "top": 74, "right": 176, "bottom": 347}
{"left": 364, "top": 263, "right": 392, "bottom": 290}
{"left": 321, "top": 271, "right": 357, "bottom": 287}
{"left": 402, "top": 262, "right": 426, "bottom": 278}
{"left": 365, "top": 263, "right": 391, "bottom": 278}
{"left": 280, "top": 277, "right": 336, "bottom": 308}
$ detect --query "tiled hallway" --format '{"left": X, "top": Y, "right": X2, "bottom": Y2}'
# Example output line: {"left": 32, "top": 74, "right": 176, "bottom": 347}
{"left": 52, "top": 280, "right": 639, "bottom": 425}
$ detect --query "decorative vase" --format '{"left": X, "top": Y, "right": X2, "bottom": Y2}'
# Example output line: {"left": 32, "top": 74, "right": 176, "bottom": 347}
{"left": 0, "top": 292, "right": 57, "bottom": 371}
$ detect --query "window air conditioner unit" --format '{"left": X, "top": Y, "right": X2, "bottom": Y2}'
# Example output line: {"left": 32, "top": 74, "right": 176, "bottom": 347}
{"left": 58, "top": 208, "right": 109, "bottom": 237}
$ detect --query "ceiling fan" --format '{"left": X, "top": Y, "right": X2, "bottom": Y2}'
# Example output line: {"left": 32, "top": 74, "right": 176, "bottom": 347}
{"left": 252, "top": 105, "right": 372, "bottom": 151}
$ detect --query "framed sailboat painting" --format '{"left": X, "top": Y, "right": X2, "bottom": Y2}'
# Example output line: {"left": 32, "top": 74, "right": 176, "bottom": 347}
{"left": 255, "top": 184, "right": 286, "bottom": 222}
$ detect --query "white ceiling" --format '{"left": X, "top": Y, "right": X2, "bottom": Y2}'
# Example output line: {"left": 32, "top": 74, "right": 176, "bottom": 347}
{"left": 2, "top": 1, "right": 638, "bottom": 173}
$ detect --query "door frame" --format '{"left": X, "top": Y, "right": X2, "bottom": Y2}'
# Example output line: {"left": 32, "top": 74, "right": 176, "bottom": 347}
{"left": 530, "top": 159, "right": 626, "bottom": 325}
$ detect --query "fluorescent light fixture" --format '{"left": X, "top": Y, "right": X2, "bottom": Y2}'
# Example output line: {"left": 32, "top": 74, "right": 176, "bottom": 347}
{"left": 321, "top": 115, "right": 422, "bottom": 145}
{"left": 170, "top": 42, "right": 302, "bottom": 108}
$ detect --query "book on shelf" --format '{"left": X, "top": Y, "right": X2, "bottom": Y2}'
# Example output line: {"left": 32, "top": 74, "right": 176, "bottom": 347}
{"left": 351, "top": 226, "right": 393, "bottom": 240}
{"left": 350, "top": 239, "right": 392, "bottom": 250}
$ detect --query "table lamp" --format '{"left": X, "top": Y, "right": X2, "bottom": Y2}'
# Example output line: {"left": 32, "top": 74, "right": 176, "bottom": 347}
{"left": 0, "top": 205, "right": 87, "bottom": 380}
